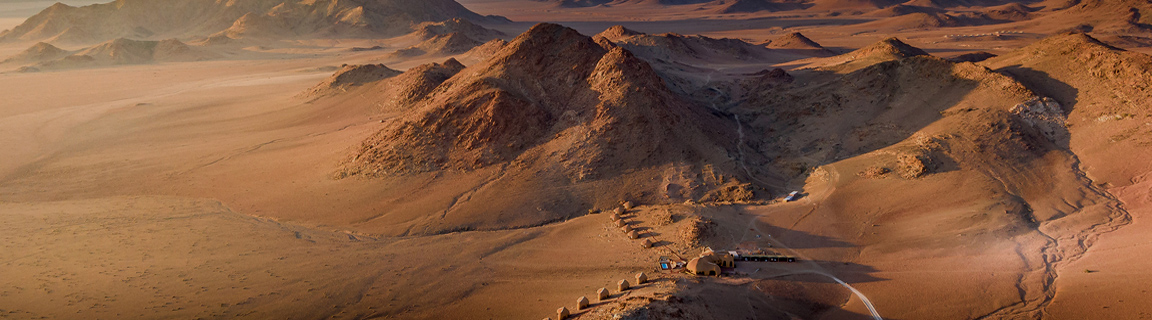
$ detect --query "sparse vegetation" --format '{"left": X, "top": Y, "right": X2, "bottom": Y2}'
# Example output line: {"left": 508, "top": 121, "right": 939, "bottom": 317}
{"left": 896, "top": 152, "right": 928, "bottom": 179}
{"left": 654, "top": 210, "right": 679, "bottom": 226}
{"left": 678, "top": 216, "right": 714, "bottom": 246}
{"left": 859, "top": 166, "right": 891, "bottom": 178}
{"left": 4, "top": 2, "right": 1150, "bottom": 319}
{"left": 700, "top": 183, "right": 756, "bottom": 202}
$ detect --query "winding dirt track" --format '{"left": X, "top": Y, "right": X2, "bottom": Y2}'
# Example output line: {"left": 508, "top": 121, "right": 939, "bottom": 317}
{"left": 732, "top": 161, "right": 882, "bottom": 320}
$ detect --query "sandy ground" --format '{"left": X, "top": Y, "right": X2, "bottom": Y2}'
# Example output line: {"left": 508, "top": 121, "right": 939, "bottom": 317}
{"left": 0, "top": 196, "right": 665, "bottom": 319}
{"left": 2, "top": 0, "right": 1152, "bottom": 319}
{"left": 1044, "top": 174, "right": 1152, "bottom": 319}
{"left": 0, "top": 52, "right": 670, "bottom": 319}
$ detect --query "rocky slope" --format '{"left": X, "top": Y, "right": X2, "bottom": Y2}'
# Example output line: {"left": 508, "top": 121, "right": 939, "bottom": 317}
{"left": 388, "top": 33, "right": 485, "bottom": 59}
{"left": 817, "top": 37, "right": 929, "bottom": 72}
{"left": 710, "top": 0, "right": 811, "bottom": 13}
{"left": 596, "top": 27, "right": 776, "bottom": 64}
{"left": 411, "top": 18, "right": 506, "bottom": 42}
{"left": 765, "top": 32, "right": 835, "bottom": 56}
{"left": 305, "top": 64, "right": 404, "bottom": 97}
{"left": 0, "top": 42, "right": 71, "bottom": 65}
{"left": 0, "top": 0, "right": 506, "bottom": 45}
{"left": 5, "top": 38, "right": 219, "bottom": 71}
{"left": 715, "top": 34, "right": 1132, "bottom": 319}
{"left": 983, "top": 33, "right": 1152, "bottom": 184}
{"left": 321, "top": 23, "right": 762, "bottom": 235}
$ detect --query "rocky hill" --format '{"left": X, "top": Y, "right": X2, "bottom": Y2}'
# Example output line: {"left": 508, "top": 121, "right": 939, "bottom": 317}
{"left": 459, "top": 38, "right": 510, "bottom": 63}
{"left": 4, "top": 38, "right": 219, "bottom": 71}
{"left": 304, "top": 64, "right": 404, "bottom": 97}
{"left": 710, "top": 0, "right": 811, "bottom": 13}
{"left": 0, "top": 0, "right": 507, "bottom": 45}
{"left": 325, "top": 23, "right": 760, "bottom": 234}
{"left": 412, "top": 18, "right": 506, "bottom": 42}
{"left": 0, "top": 42, "right": 71, "bottom": 65}
{"left": 544, "top": 0, "right": 713, "bottom": 7}
{"left": 818, "top": 37, "right": 930, "bottom": 72}
{"left": 595, "top": 26, "right": 780, "bottom": 64}
{"left": 540, "top": 0, "right": 808, "bottom": 10}
{"left": 765, "top": 32, "right": 835, "bottom": 56}
{"left": 388, "top": 33, "right": 485, "bottom": 59}
{"left": 983, "top": 33, "right": 1152, "bottom": 183}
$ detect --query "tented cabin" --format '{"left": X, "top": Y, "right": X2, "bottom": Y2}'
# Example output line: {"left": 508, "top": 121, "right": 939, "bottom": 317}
{"left": 699, "top": 248, "right": 735, "bottom": 268}
{"left": 641, "top": 238, "right": 654, "bottom": 248}
{"left": 687, "top": 257, "right": 721, "bottom": 276}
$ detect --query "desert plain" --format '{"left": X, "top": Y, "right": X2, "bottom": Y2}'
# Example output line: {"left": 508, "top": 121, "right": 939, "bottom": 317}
{"left": 2, "top": 0, "right": 1152, "bottom": 319}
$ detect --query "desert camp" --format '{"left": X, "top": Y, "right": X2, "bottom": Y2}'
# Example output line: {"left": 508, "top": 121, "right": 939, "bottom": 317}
{"left": 2, "top": 0, "right": 1152, "bottom": 318}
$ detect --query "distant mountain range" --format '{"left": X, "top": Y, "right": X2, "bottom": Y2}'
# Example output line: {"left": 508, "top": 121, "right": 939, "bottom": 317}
{"left": 0, "top": 0, "right": 508, "bottom": 45}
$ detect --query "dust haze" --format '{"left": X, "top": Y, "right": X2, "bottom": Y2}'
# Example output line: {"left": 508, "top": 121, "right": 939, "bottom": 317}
{"left": 1, "top": 0, "right": 1151, "bottom": 319}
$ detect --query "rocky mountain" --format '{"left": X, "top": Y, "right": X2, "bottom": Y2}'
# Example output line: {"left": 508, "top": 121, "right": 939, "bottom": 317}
{"left": 387, "top": 18, "right": 507, "bottom": 59}
{"left": 5, "top": 38, "right": 218, "bottom": 71}
{"left": 542, "top": 0, "right": 712, "bottom": 7}
{"left": 983, "top": 33, "right": 1152, "bottom": 183}
{"left": 411, "top": 18, "right": 506, "bottom": 42}
{"left": 710, "top": 0, "right": 811, "bottom": 13}
{"left": 764, "top": 32, "right": 835, "bottom": 56}
{"left": 0, "top": 0, "right": 507, "bottom": 45}
{"left": 539, "top": 0, "right": 810, "bottom": 11}
{"left": 595, "top": 26, "right": 779, "bottom": 64}
{"left": 721, "top": 33, "right": 1132, "bottom": 320}
{"left": 0, "top": 42, "right": 70, "bottom": 65}
{"left": 1037, "top": 0, "right": 1152, "bottom": 34}
{"left": 388, "top": 33, "right": 485, "bottom": 59}
{"left": 321, "top": 23, "right": 759, "bottom": 234}
{"left": 459, "top": 38, "right": 510, "bottom": 63}
{"left": 819, "top": 37, "right": 930, "bottom": 72}
{"left": 305, "top": 64, "right": 404, "bottom": 97}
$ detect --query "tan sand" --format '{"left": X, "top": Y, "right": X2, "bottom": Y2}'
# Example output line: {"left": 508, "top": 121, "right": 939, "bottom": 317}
{"left": 2, "top": 0, "right": 1152, "bottom": 318}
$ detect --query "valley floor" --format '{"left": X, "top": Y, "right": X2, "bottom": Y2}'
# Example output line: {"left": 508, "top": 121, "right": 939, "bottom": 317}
{"left": 3, "top": 7, "right": 1152, "bottom": 319}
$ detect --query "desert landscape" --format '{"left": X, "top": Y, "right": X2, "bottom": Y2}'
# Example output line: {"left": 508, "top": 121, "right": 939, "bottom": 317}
{"left": 2, "top": 0, "right": 1152, "bottom": 319}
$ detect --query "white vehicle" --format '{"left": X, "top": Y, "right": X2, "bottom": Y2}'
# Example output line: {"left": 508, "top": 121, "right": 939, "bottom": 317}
{"left": 784, "top": 191, "right": 800, "bottom": 202}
